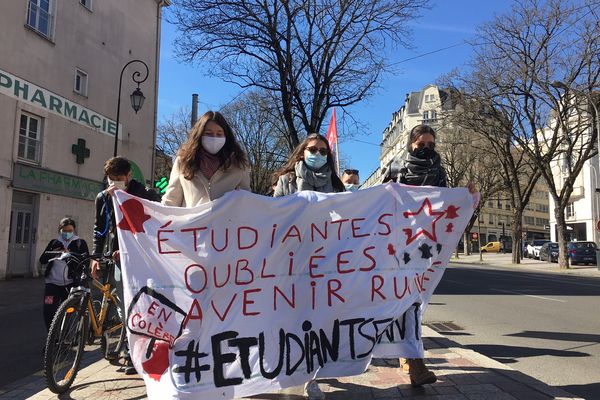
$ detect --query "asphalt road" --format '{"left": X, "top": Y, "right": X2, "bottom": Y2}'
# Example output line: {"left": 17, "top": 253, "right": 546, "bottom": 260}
{"left": 426, "top": 263, "right": 600, "bottom": 400}
{"left": 0, "top": 277, "right": 47, "bottom": 388}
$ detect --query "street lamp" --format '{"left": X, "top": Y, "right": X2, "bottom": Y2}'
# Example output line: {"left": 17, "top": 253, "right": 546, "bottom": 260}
{"left": 114, "top": 60, "right": 149, "bottom": 157}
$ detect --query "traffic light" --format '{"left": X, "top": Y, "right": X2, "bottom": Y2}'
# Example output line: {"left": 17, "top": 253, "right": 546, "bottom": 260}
{"left": 154, "top": 176, "right": 168, "bottom": 194}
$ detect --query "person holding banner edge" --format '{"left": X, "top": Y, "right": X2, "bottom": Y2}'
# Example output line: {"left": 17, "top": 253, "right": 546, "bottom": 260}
{"left": 273, "top": 133, "right": 345, "bottom": 197}
{"left": 383, "top": 124, "right": 477, "bottom": 387}
{"left": 161, "top": 110, "right": 250, "bottom": 207}
{"left": 90, "top": 157, "right": 161, "bottom": 375}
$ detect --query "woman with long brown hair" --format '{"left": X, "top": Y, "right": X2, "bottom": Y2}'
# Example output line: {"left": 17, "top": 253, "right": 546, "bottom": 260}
{"left": 162, "top": 111, "right": 250, "bottom": 207}
{"left": 273, "top": 133, "right": 345, "bottom": 197}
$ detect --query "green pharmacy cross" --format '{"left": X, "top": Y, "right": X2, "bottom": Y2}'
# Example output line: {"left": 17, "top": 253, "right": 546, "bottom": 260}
{"left": 71, "top": 138, "right": 90, "bottom": 164}
{"left": 154, "top": 176, "right": 168, "bottom": 194}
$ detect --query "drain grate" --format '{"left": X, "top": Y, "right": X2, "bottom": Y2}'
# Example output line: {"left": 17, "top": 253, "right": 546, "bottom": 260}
{"left": 425, "top": 321, "right": 464, "bottom": 332}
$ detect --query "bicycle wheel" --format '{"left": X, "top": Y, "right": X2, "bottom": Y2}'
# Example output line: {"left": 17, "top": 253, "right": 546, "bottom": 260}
{"left": 100, "top": 291, "right": 126, "bottom": 361}
{"left": 44, "top": 296, "right": 88, "bottom": 394}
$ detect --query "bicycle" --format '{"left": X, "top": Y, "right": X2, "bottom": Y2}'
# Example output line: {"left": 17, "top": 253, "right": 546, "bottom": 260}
{"left": 43, "top": 252, "right": 126, "bottom": 394}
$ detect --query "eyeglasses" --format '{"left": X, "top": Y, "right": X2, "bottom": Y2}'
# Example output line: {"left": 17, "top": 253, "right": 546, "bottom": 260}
{"left": 343, "top": 169, "right": 359, "bottom": 175}
{"left": 306, "top": 146, "right": 328, "bottom": 156}
{"left": 416, "top": 142, "right": 435, "bottom": 150}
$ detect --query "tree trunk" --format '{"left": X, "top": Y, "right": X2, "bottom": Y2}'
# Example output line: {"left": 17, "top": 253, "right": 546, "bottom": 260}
{"left": 511, "top": 209, "right": 522, "bottom": 264}
{"left": 463, "top": 232, "right": 471, "bottom": 255}
{"left": 555, "top": 207, "right": 570, "bottom": 269}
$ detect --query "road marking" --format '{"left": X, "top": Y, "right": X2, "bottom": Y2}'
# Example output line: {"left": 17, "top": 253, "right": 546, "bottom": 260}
{"left": 490, "top": 288, "right": 566, "bottom": 302}
{"left": 450, "top": 264, "right": 600, "bottom": 288}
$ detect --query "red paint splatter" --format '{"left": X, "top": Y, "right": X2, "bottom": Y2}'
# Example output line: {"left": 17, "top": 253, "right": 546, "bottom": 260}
{"left": 387, "top": 243, "right": 396, "bottom": 255}
{"left": 446, "top": 223, "right": 454, "bottom": 233}
{"left": 141, "top": 341, "right": 170, "bottom": 382}
{"left": 445, "top": 205, "right": 460, "bottom": 219}
{"left": 118, "top": 199, "right": 151, "bottom": 234}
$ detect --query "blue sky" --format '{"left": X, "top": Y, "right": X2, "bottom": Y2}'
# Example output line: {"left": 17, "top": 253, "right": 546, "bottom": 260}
{"left": 157, "top": 1, "right": 513, "bottom": 181}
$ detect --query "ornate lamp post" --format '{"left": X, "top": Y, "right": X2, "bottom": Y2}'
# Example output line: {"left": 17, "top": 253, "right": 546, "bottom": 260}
{"left": 114, "top": 59, "right": 149, "bottom": 156}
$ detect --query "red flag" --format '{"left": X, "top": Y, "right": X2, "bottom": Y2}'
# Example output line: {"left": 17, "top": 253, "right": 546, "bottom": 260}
{"left": 326, "top": 108, "right": 338, "bottom": 152}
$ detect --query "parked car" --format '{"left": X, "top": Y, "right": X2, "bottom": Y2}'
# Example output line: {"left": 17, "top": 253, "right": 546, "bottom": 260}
{"left": 527, "top": 239, "right": 550, "bottom": 259}
{"left": 481, "top": 241, "right": 502, "bottom": 253}
{"left": 568, "top": 241, "right": 597, "bottom": 265}
{"left": 539, "top": 242, "right": 558, "bottom": 262}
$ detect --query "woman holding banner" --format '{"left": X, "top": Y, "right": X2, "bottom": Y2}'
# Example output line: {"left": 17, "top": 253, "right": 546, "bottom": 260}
{"left": 384, "top": 124, "right": 476, "bottom": 387}
{"left": 272, "top": 133, "right": 343, "bottom": 399}
{"left": 273, "top": 133, "right": 345, "bottom": 197}
{"left": 162, "top": 111, "right": 250, "bottom": 207}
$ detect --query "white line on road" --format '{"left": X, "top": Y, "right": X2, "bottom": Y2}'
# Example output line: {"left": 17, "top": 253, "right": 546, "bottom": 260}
{"left": 490, "top": 288, "right": 566, "bottom": 302}
{"left": 450, "top": 264, "right": 600, "bottom": 288}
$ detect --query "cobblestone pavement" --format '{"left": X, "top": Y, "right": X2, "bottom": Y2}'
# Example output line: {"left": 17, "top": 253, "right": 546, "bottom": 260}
{"left": 0, "top": 328, "right": 582, "bottom": 400}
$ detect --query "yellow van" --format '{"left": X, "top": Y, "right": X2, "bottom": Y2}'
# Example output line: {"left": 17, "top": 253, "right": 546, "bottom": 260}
{"left": 481, "top": 241, "right": 502, "bottom": 253}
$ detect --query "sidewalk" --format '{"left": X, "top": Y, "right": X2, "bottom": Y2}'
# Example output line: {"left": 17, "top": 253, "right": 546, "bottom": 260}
{"left": 0, "top": 327, "right": 582, "bottom": 400}
{"left": 449, "top": 253, "right": 600, "bottom": 277}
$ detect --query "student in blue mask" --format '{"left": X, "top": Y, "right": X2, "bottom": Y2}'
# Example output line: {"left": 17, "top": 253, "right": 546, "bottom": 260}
{"left": 39, "top": 217, "right": 89, "bottom": 331}
{"left": 273, "top": 133, "right": 345, "bottom": 197}
{"left": 341, "top": 169, "right": 360, "bottom": 192}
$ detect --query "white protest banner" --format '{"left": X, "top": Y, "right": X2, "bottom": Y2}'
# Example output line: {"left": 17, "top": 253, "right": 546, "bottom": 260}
{"left": 113, "top": 184, "right": 476, "bottom": 399}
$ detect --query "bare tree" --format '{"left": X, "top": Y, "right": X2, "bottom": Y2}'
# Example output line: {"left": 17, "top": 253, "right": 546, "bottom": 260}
{"left": 436, "top": 122, "right": 506, "bottom": 255}
{"left": 455, "top": 0, "right": 600, "bottom": 268}
{"left": 221, "top": 91, "right": 289, "bottom": 194}
{"left": 156, "top": 106, "right": 191, "bottom": 160}
{"left": 169, "top": 0, "right": 429, "bottom": 151}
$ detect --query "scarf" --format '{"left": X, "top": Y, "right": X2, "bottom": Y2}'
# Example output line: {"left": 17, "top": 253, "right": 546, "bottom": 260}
{"left": 294, "top": 161, "right": 335, "bottom": 193}
{"left": 199, "top": 150, "right": 221, "bottom": 180}
{"left": 400, "top": 151, "right": 447, "bottom": 187}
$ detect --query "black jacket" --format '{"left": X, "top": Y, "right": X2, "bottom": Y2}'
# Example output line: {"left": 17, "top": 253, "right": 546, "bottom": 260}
{"left": 40, "top": 238, "right": 89, "bottom": 278}
{"left": 92, "top": 179, "right": 160, "bottom": 255}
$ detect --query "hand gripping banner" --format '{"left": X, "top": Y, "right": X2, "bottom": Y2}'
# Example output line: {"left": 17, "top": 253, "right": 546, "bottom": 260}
{"left": 113, "top": 184, "right": 476, "bottom": 399}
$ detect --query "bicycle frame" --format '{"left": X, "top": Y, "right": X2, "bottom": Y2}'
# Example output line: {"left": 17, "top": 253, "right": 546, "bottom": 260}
{"left": 87, "top": 277, "right": 122, "bottom": 338}
{"left": 65, "top": 254, "right": 123, "bottom": 340}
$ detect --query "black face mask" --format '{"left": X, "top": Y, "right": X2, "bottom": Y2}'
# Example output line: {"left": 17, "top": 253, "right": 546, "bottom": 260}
{"left": 412, "top": 147, "right": 434, "bottom": 159}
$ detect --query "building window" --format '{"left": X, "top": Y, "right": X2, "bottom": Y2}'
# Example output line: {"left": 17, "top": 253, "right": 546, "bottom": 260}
{"left": 26, "top": 0, "right": 54, "bottom": 39}
{"left": 74, "top": 69, "right": 88, "bottom": 96}
{"left": 524, "top": 216, "right": 535, "bottom": 225}
{"left": 423, "top": 111, "right": 429, "bottom": 121}
{"left": 487, "top": 201, "right": 493, "bottom": 208}
{"left": 536, "top": 217, "right": 549, "bottom": 226}
{"left": 430, "top": 110, "right": 437, "bottom": 121}
{"left": 566, "top": 202, "right": 575, "bottom": 219}
{"left": 18, "top": 113, "right": 42, "bottom": 163}
{"left": 488, "top": 214, "right": 494, "bottom": 225}
{"left": 80, "top": 0, "right": 92, "bottom": 10}
{"left": 505, "top": 203, "right": 510, "bottom": 210}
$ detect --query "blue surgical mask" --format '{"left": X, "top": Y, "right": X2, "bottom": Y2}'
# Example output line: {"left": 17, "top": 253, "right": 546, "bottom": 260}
{"left": 304, "top": 154, "right": 327, "bottom": 170}
{"left": 61, "top": 232, "right": 74, "bottom": 241}
{"left": 345, "top": 184, "right": 359, "bottom": 192}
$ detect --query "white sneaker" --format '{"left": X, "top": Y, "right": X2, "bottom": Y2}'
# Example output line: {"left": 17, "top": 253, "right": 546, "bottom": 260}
{"left": 304, "top": 379, "right": 325, "bottom": 399}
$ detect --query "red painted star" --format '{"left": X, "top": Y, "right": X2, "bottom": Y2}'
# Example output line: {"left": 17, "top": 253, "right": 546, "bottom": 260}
{"left": 445, "top": 205, "right": 460, "bottom": 219}
{"left": 118, "top": 199, "right": 151, "bottom": 234}
{"left": 402, "top": 198, "right": 445, "bottom": 245}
